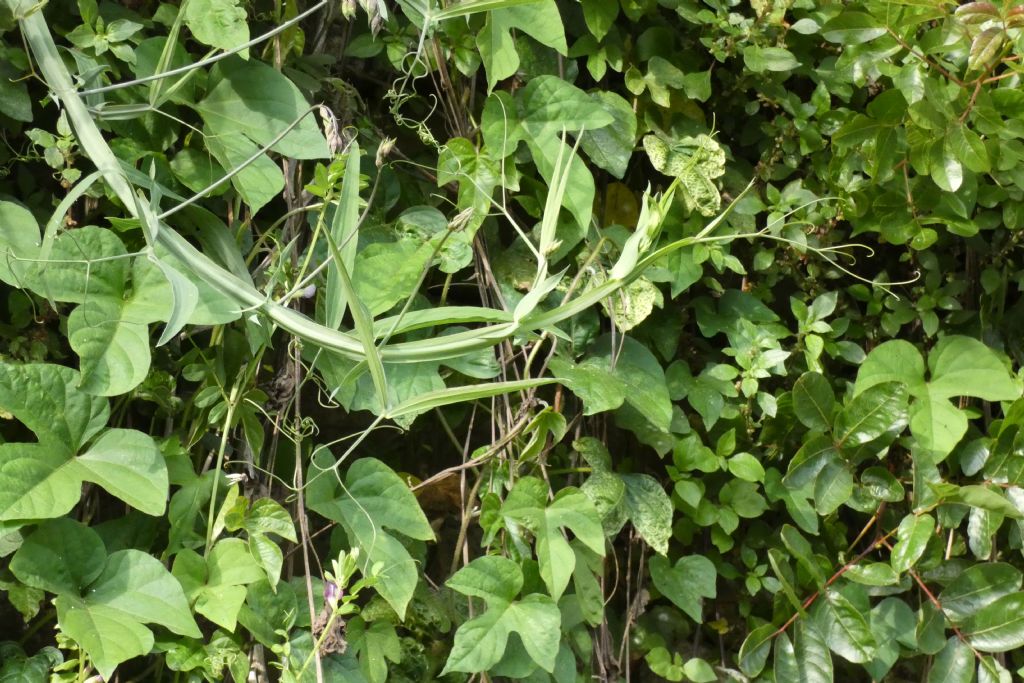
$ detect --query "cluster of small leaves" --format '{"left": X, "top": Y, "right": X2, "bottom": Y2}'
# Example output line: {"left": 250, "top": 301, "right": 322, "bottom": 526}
{"left": 5, "top": 0, "right": 1024, "bottom": 681}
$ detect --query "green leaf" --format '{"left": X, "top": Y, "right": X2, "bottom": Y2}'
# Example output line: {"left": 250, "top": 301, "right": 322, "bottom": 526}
{"left": 184, "top": 0, "right": 249, "bottom": 54}
{"left": 649, "top": 554, "right": 716, "bottom": 623}
{"left": 794, "top": 621, "right": 834, "bottom": 683}
{"left": 197, "top": 56, "right": 329, "bottom": 160}
{"left": 9, "top": 518, "right": 105, "bottom": 595}
{"left": 443, "top": 556, "right": 561, "bottom": 674}
{"left": 821, "top": 11, "right": 886, "bottom": 44}
{"left": 947, "top": 125, "right": 990, "bottom": 174}
{"left": 941, "top": 484, "right": 1023, "bottom": 519}
{"left": 475, "top": 0, "right": 566, "bottom": 91}
{"left": 780, "top": 524, "right": 826, "bottom": 586}
{"left": 75, "top": 429, "right": 167, "bottom": 516}
{"left": 742, "top": 45, "right": 799, "bottom": 72}
{"left": 940, "top": 563, "right": 1022, "bottom": 623}
{"left": 930, "top": 137, "right": 963, "bottom": 192}
{"left": 738, "top": 623, "right": 775, "bottom": 677}
{"left": 587, "top": 335, "right": 672, "bottom": 433}
{"left": 501, "top": 477, "right": 604, "bottom": 599}
{"left": 728, "top": 452, "right": 765, "bottom": 483}
{"left": 834, "top": 382, "right": 908, "bottom": 448}
{"left": 549, "top": 357, "right": 627, "bottom": 416}
{"left": 792, "top": 372, "right": 835, "bottom": 431}
{"left": 0, "top": 362, "right": 108, "bottom": 455}
{"left": 963, "top": 592, "right": 1024, "bottom": 652}
{"left": 29, "top": 226, "right": 128, "bottom": 304}
{"left": 928, "top": 637, "right": 976, "bottom": 682}
{"left": 621, "top": 473, "right": 672, "bottom": 554}
{"left": 0, "top": 201, "right": 41, "bottom": 288}
{"left": 891, "top": 513, "right": 935, "bottom": 574}
{"left": 579, "top": 91, "right": 636, "bottom": 180}
{"left": 68, "top": 298, "right": 151, "bottom": 397}
{"left": 818, "top": 588, "right": 877, "bottom": 663}
{"left": 14, "top": 520, "right": 199, "bottom": 679}
{"left": 306, "top": 455, "right": 433, "bottom": 619}
{"left": 202, "top": 127, "right": 285, "bottom": 213}
{"left": 928, "top": 336, "right": 1020, "bottom": 402}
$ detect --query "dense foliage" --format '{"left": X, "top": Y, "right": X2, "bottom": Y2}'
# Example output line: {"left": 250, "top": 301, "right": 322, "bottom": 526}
{"left": 3, "top": 0, "right": 1024, "bottom": 680}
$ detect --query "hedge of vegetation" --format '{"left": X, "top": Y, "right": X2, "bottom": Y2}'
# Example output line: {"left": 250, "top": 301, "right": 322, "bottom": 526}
{"left": 2, "top": 0, "right": 1024, "bottom": 681}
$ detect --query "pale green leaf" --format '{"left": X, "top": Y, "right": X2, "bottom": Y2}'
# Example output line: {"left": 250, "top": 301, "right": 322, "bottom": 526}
{"left": 649, "top": 554, "right": 716, "bottom": 623}
{"left": 197, "top": 56, "right": 328, "bottom": 160}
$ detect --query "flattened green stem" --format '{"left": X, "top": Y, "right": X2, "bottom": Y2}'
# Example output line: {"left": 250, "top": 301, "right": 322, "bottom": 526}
{"left": 20, "top": 11, "right": 752, "bottom": 368}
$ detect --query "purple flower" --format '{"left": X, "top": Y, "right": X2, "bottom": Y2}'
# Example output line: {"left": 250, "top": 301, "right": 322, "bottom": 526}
{"left": 324, "top": 580, "right": 342, "bottom": 606}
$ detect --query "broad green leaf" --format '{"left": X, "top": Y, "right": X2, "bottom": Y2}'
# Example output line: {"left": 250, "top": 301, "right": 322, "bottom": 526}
{"left": 579, "top": 91, "right": 636, "bottom": 179}
{"left": 587, "top": 335, "right": 672, "bottom": 433}
{"left": 891, "top": 513, "right": 935, "bottom": 573}
{"left": 197, "top": 56, "right": 329, "bottom": 160}
{"left": 947, "top": 125, "right": 990, "bottom": 174}
{"left": 928, "top": 336, "right": 1020, "bottom": 402}
{"left": 861, "top": 467, "right": 905, "bottom": 502}
{"left": 910, "top": 393, "right": 969, "bottom": 456}
{"left": 184, "top": 0, "right": 249, "bottom": 54}
{"left": 743, "top": 45, "right": 799, "bottom": 72}
{"left": 621, "top": 473, "right": 672, "bottom": 554}
{"left": 648, "top": 554, "right": 716, "bottom": 623}
{"left": 0, "top": 361, "right": 108, "bottom": 456}
{"left": 738, "top": 623, "right": 775, "bottom": 677}
{"left": 68, "top": 298, "right": 151, "bottom": 396}
{"left": 818, "top": 588, "right": 876, "bottom": 663}
{"left": 56, "top": 600, "right": 154, "bottom": 680}
{"left": 834, "top": 382, "right": 908, "bottom": 447}
{"left": 475, "top": 0, "right": 566, "bottom": 91}
{"left": 728, "top": 452, "right": 765, "bottom": 483}
{"left": 202, "top": 127, "right": 285, "bottom": 213}
{"left": 854, "top": 340, "right": 926, "bottom": 396}
{"left": 940, "top": 563, "right": 1022, "bottom": 623}
{"left": 549, "top": 357, "right": 627, "bottom": 415}
{"left": 29, "top": 226, "right": 128, "bottom": 304}
{"left": 930, "top": 138, "right": 963, "bottom": 192}
{"left": 929, "top": 637, "right": 974, "bottom": 682}
{"left": 814, "top": 459, "right": 853, "bottom": 514}
{"left": 353, "top": 240, "right": 433, "bottom": 316}
{"left": 245, "top": 498, "right": 297, "bottom": 542}
{"left": 14, "top": 521, "right": 198, "bottom": 679}
{"left": 940, "top": 484, "right": 1023, "bottom": 519}
{"left": 774, "top": 633, "right": 798, "bottom": 682}
{"left": 964, "top": 592, "right": 1024, "bottom": 652}
{"left": 443, "top": 556, "right": 560, "bottom": 674}
{"left": 0, "top": 200, "right": 41, "bottom": 288}
{"left": 821, "top": 12, "right": 886, "bottom": 44}
{"left": 866, "top": 598, "right": 916, "bottom": 679}
{"left": 501, "top": 477, "right": 604, "bottom": 599}
{"left": 75, "top": 429, "right": 167, "bottom": 516}
{"left": 10, "top": 518, "right": 105, "bottom": 595}
{"left": 792, "top": 372, "right": 835, "bottom": 431}
{"left": 845, "top": 562, "right": 900, "bottom": 587}
{"left": 794, "top": 621, "right": 834, "bottom": 683}
{"left": 978, "top": 656, "right": 1012, "bottom": 683}
{"left": 306, "top": 455, "right": 432, "bottom": 619}
{"left": 784, "top": 435, "right": 840, "bottom": 489}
